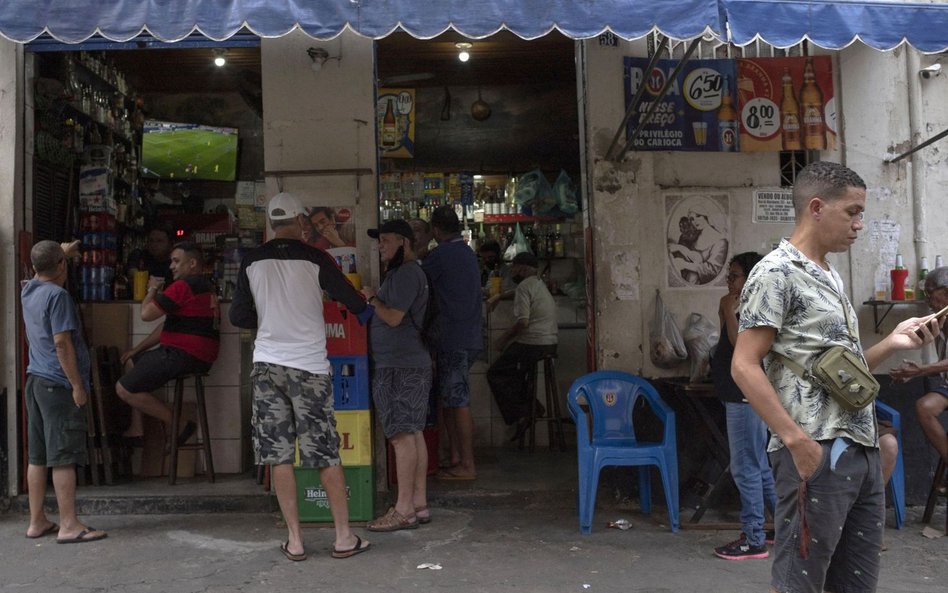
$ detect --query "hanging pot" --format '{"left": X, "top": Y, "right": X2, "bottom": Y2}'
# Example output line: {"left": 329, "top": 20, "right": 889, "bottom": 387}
{"left": 471, "top": 89, "right": 491, "bottom": 121}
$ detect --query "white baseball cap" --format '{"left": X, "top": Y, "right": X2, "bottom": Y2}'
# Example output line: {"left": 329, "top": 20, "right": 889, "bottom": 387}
{"left": 267, "top": 192, "right": 303, "bottom": 221}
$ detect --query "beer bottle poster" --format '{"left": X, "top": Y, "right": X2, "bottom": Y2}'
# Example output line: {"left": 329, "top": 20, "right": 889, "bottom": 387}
{"left": 623, "top": 58, "right": 739, "bottom": 152}
{"left": 377, "top": 88, "right": 416, "bottom": 158}
{"left": 736, "top": 56, "right": 836, "bottom": 152}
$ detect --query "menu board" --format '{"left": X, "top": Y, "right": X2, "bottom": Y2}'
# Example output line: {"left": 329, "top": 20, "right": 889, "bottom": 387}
{"left": 623, "top": 58, "right": 740, "bottom": 152}
{"left": 737, "top": 56, "right": 836, "bottom": 152}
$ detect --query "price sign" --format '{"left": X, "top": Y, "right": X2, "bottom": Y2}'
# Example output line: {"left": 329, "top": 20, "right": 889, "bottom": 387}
{"left": 683, "top": 67, "right": 723, "bottom": 111}
{"left": 741, "top": 97, "right": 779, "bottom": 139}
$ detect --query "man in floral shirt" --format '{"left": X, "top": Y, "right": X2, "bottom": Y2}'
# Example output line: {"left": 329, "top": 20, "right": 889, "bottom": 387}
{"left": 732, "top": 161, "right": 939, "bottom": 593}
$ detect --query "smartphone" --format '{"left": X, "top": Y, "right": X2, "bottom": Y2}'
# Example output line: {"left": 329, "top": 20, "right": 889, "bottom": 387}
{"left": 915, "top": 303, "right": 948, "bottom": 337}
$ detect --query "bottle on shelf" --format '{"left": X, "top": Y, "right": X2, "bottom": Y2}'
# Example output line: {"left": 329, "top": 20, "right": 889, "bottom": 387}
{"left": 553, "top": 224, "right": 566, "bottom": 257}
{"left": 936, "top": 255, "right": 944, "bottom": 269}
{"left": 917, "top": 256, "right": 929, "bottom": 300}
{"left": 890, "top": 253, "right": 908, "bottom": 301}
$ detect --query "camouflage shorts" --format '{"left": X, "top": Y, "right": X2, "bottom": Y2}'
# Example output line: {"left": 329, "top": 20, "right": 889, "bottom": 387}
{"left": 250, "top": 362, "right": 340, "bottom": 468}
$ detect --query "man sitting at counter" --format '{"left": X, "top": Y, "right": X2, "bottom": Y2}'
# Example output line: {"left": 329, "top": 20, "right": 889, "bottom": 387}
{"left": 116, "top": 242, "right": 220, "bottom": 446}
{"left": 487, "top": 252, "right": 558, "bottom": 441}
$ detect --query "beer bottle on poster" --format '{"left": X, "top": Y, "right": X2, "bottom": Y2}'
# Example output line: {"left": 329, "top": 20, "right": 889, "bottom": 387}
{"left": 800, "top": 57, "right": 826, "bottom": 150}
{"left": 780, "top": 67, "right": 802, "bottom": 151}
{"left": 717, "top": 75, "right": 738, "bottom": 152}
{"left": 381, "top": 98, "right": 397, "bottom": 150}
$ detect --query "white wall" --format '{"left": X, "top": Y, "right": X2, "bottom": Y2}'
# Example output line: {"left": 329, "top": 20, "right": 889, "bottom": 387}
{"left": 580, "top": 39, "right": 947, "bottom": 378}
{"left": 260, "top": 31, "right": 379, "bottom": 282}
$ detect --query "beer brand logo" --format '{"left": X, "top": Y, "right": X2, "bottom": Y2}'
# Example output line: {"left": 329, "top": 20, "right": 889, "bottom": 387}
{"left": 722, "top": 128, "right": 736, "bottom": 146}
{"left": 602, "top": 391, "right": 617, "bottom": 406}
{"left": 326, "top": 323, "right": 346, "bottom": 338}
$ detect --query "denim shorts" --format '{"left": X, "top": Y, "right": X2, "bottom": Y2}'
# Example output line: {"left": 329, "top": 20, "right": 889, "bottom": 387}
{"left": 437, "top": 349, "right": 479, "bottom": 408}
{"left": 25, "top": 375, "right": 88, "bottom": 467}
{"left": 250, "top": 362, "right": 340, "bottom": 468}
{"left": 769, "top": 440, "right": 883, "bottom": 593}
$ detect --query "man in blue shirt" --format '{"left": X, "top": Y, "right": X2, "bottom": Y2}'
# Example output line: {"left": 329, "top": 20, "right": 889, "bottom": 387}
{"left": 422, "top": 206, "right": 482, "bottom": 480}
{"left": 21, "top": 240, "right": 107, "bottom": 543}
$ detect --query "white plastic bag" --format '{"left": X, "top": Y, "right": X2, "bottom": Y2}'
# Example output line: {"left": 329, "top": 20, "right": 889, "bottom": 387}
{"left": 503, "top": 222, "right": 531, "bottom": 261}
{"left": 649, "top": 291, "right": 688, "bottom": 368}
{"left": 682, "top": 313, "right": 719, "bottom": 382}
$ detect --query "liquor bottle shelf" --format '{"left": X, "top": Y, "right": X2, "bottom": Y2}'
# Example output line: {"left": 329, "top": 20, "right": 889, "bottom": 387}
{"left": 482, "top": 213, "right": 571, "bottom": 224}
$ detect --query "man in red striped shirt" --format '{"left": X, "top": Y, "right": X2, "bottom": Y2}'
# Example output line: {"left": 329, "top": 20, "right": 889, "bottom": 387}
{"left": 116, "top": 242, "right": 219, "bottom": 446}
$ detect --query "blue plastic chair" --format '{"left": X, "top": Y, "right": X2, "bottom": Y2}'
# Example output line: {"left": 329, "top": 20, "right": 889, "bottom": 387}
{"left": 567, "top": 371, "right": 679, "bottom": 533}
{"left": 875, "top": 400, "right": 905, "bottom": 529}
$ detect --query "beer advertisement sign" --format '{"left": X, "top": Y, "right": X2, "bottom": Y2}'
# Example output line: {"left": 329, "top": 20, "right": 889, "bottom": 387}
{"left": 377, "top": 88, "right": 415, "bottom": 158}
{"left": 623, "top": 58, "right": 740, "bottom": 152}
{"left": 736, "top": 56, "right": 836, "bottom": 152}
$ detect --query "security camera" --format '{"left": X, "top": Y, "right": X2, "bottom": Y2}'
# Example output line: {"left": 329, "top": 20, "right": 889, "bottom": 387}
{"left": 919, "top": 63, "right": 942, "bottom": 79}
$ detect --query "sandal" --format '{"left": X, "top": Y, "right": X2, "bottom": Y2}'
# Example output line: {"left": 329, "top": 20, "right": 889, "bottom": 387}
{"left": 415, "top": 506, "right": 431, "bottom": 525}
{"left": 367, "top": 507, "right": 418, "bottom": 532}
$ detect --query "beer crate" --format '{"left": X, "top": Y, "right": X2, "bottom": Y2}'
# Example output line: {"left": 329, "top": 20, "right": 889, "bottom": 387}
{"left": 324, "top": 301, "right": 367, "bottom": 356}
{"left": 330, "top": 355, "right": 369, "bottom": 410}
{"left": 295, "top": 409, "right": 372, "bottom": 467}
{"left": 296, "top": 465, "right": 374, "bottom": 523}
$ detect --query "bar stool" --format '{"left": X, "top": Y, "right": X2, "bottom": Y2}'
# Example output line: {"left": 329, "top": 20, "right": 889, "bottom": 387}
{"left": 522, "top": 353, "right": 568, "bottom": 453}
{"left": 921, "top": 435, "right": 947, "bottom": 532}
{"left": 169, "top": 373, "right": 215, "bottom": 485}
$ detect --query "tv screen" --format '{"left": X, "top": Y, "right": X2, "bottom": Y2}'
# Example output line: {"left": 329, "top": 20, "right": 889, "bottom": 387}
{"left": 140, "top": 120, "right": 239, "bottom": 182}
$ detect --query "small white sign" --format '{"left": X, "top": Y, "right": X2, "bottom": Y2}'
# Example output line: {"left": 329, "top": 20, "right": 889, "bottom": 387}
{"left": 753, "top": 190, "right": 795, "bottom": 224}
{"left": 235, "top": 181, "right": 256, "bottom": 205}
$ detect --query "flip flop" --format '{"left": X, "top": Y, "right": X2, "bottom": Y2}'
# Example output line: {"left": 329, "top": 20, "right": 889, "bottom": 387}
{"left": 280, "top": 541, "right": 307, "bottom": 562}
{"left": 331, "top": 535, "right": 371, "bottom": 559}
{"left": 26, "top": 523, "right": 58, "bottom": 539}
{"left": 436, "top": 468, "right": 476, "bottom": 481}
{"left": 56, "top": 527, "right": 107, "bottom": 544}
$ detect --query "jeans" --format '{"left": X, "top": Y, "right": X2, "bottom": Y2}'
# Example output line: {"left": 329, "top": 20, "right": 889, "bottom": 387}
{"left": 725, "top": 401, "right": 777, "bottom": 547}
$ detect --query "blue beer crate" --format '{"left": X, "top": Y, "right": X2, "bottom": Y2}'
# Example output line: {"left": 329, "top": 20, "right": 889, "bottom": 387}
{"left": 330, "top": 355, "right": 369, "bottom": 410}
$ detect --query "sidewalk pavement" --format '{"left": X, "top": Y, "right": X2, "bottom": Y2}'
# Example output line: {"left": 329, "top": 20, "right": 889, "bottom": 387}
{"left": 1, "top": 501, "right": 944, "bottom": 593}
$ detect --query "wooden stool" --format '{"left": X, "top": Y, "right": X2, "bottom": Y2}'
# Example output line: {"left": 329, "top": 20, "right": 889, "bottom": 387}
{"left": 921, "top": 438, "right": 947, "bottom": 532}
{"left": 523, "top": 354, "right": 568, "bottom": 453}
{"left": 169, "top": 373, "right": 215, "bottom": 485}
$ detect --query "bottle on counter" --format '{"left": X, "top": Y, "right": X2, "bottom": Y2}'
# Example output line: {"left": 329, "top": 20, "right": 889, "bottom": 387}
{"left": 917, "top": 256, "right": 929, "bottom": 300}
{"left": 936, "top": 255, "right": 945, "bottom": 269}
{"left": 890, "top": 253, "right": 908, "bottom": 301}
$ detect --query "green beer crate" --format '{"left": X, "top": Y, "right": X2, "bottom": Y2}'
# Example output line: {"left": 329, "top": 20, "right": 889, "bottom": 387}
{"left": 295, "top": 465, "right": 374, "bottom": 523}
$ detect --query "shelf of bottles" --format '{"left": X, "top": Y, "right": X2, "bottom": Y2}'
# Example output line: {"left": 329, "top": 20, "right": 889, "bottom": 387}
{"left": 77, "top": 149, "right": 119, "bottom": 302}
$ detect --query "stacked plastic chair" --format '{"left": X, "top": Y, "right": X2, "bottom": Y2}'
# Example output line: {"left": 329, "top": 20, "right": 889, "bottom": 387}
{"left": 875, "top": 400, "right": 905, "bottom": 529}
{"left": 567, "top": 371, "right": 679, "bottom": 533}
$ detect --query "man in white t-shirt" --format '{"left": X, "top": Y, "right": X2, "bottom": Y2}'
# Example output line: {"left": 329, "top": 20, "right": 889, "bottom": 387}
{"left": 230, "top": 192, "right": 373, "bottom": 562}
{"left": 487, "top": 252, "right": 558, "bottom": 440}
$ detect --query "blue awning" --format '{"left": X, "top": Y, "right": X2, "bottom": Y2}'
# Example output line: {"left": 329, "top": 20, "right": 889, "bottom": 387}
{"left": 722, "top": 0, "right": 948, "bottom": 54}
{"left": 0, "top": 0, "right": 725, "bottom": 44}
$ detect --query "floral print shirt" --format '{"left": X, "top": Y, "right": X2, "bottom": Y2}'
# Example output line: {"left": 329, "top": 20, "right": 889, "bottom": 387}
{"left": 739, "top": 239, "right": 877, "bottom": 450}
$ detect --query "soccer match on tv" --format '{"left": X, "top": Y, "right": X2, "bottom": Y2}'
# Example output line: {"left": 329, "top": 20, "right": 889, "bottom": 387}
{"left": 141, "top": 120, "right": 239, "bottom": 182}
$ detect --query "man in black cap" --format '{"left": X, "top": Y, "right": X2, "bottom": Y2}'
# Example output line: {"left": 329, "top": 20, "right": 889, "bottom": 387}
{"left": 487, "top": 251, "right": 558, "bottom": 439}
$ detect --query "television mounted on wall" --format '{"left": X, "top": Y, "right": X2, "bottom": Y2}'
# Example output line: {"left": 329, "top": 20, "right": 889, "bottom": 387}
{"left": 140, "top": 120, "right": 239, "bottom": 182}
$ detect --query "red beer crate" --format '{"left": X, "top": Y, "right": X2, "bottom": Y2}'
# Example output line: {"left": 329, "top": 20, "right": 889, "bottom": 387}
{"left": 323, "top": 301, "right": 367, "bottom": 356}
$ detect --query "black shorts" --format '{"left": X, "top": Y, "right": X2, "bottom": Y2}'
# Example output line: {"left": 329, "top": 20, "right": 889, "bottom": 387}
{"left": 26, "top": 375, "right": 88, "bottom": 467}
{"left": 118, "top": 346, "right": 211, "bottom": 393}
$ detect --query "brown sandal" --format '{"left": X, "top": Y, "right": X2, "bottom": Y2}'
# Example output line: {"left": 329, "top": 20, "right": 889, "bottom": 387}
{"left": 415, "top": 506, "right": 431, "bottom": 524}
{"left": 367, "top": 507, "right": 418, "bottom": 532}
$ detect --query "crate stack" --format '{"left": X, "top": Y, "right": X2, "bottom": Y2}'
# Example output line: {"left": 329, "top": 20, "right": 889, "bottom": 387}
{"left": 295, "top": 301, "right": 372, "bottom": 522}
{"left": 77, "top": 147, "right": 117, "bottom": 301}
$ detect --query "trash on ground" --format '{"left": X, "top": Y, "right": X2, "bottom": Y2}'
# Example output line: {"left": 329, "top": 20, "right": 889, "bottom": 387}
{"left": 607, "top": 519, "right": 632, "bottom": 530}
{"left": 921, "top": 526, "right": 944, "bottom": 539}
{"left": 417, "top": 563, "right": 443, "bottom": 570}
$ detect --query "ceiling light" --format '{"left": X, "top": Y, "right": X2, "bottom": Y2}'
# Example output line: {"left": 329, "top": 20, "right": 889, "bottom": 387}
{"left": 212, "top": 48, "right": 227, "bottom": 67}
{"left": 456, "top": 42, "right": 472, "bottom": 63}
{"left": 307, "top": 47, "right": 330, "bottom": 72}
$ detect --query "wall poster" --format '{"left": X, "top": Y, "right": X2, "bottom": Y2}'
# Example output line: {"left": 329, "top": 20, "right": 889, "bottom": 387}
{"left": 737, "top": 56, "right": 836, "bottom": 152}
{"left": 377, "top": 88, "right": 416, "bottom": 158}
{"left": 753, "top": 190, "right": 795, "bottom": 224}
{"left": 623, "top": 58, "right": 740, "bottom": 152}
{"left": 665, "top": 193, "right": 730, "bottom": 288}
{"left": 303, "top": 205, "right": 358, "bottom": 273}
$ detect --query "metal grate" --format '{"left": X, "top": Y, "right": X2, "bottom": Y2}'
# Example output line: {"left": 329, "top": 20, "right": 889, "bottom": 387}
{"left": 32, "top": 160, "right": 72, "bottom": 242}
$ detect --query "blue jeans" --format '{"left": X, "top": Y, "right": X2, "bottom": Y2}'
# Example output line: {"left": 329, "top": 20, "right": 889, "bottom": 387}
{"left": 725, "top": 401, "right": 777, "bottom": 547}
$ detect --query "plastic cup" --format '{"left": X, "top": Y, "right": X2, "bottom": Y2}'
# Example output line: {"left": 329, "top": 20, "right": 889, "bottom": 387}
{"left": 345, "top": 272, "right": 362, "bottom": 290}
{"left": 489, "top": 276, "right": 502, "bottom": 297}
{"left": 132, "top": 270, "right": 149, "bottom": 300}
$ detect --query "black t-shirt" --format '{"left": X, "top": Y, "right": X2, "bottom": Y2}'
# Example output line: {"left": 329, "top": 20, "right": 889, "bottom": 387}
{"left": 128, "top": 249, "right": 173, "bottom": 284}
{"left": 709, "top": 314, "right": 745, "bottom": 403}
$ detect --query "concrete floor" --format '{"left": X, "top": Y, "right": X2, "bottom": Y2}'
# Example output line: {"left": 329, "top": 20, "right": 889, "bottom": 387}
{"left": 1, "top": 448, "right": 945, "bottom": 593}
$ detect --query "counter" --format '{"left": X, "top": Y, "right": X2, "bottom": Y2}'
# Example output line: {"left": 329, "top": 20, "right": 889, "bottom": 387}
{"left": 80, "top": 301, "right": 252, "bottom": 474}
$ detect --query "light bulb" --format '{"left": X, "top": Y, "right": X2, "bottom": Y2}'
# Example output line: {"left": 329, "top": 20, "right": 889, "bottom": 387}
{"left": 458, "top": 51, "right": 470, "bottom": 63}
{"left": 214, "top": 56, "right": 226, "bottom": 67}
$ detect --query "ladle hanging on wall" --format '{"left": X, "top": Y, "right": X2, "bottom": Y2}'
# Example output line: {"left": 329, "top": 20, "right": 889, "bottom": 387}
{"left": 471, "top": 88, "right": 491, "bottom": 121}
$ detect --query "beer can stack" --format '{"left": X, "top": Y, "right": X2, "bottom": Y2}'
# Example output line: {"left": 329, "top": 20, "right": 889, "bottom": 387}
{"left": 295, "top": 301, "right": 373, "bottom": 522}
{"left": 77, "top": 158, "right": 118, "bottom": 301}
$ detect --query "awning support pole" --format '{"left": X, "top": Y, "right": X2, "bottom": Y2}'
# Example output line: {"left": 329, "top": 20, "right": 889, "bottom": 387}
{"left": 604, "top": 35, "right": 668, "bottom": 161}
{"left": 610, "top": 38, "right": 700, "bottom": 162}
{"left": 885, "top": 127, "right": 948, "bottom": 164}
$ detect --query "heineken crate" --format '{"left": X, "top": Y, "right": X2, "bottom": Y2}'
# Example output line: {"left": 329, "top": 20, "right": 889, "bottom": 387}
{"left": 296, "top": 465, "right": 373, "bottom": 523}
{"left": 330, "top": 355, "right": 369, "bottom": 410}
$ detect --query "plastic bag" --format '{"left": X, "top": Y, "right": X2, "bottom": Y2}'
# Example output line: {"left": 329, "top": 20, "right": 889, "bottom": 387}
{"left": 551, "top": 170, "right": 579, "bottom": 215}
{"left": 503, "top": 222, "right": 532, "bottom": 261}
{"left": 514, "top": 169, "right": 555, "bottom": 213}
{"left": 649, "top": 291, "right": 688, "bottom": 368}
{"left": 682, "top": 313, "right": 719, "bottom": 383}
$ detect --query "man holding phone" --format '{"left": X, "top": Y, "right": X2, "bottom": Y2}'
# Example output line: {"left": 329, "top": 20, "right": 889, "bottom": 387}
{"left": 891, "top": 266, "right": 948, "bottom": 492}
{"left": 732, "top": 162, "right": 940, "bottom": 593}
